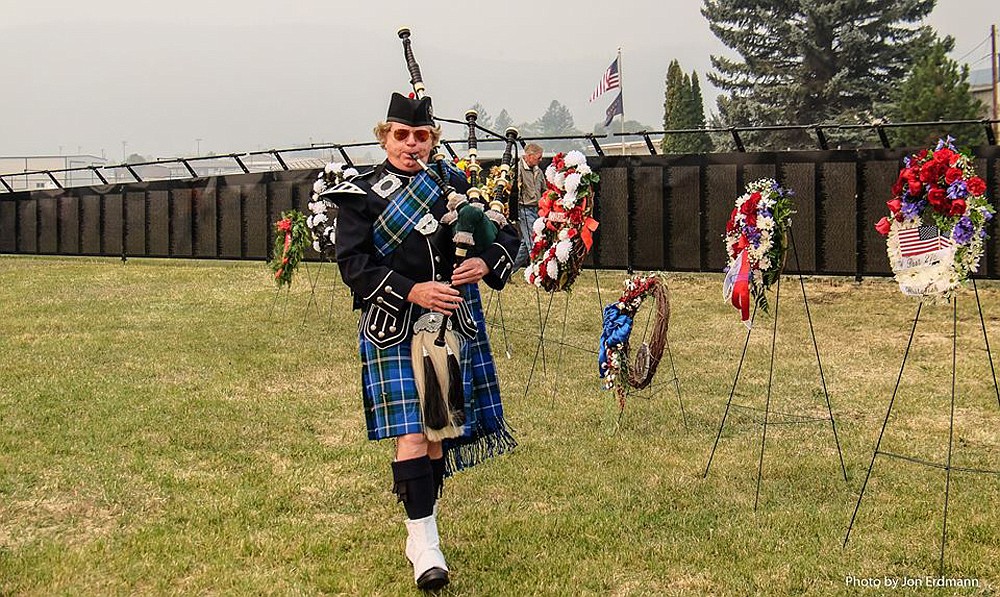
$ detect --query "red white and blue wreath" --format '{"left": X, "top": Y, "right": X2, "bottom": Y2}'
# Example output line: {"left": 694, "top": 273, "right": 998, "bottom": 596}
{"left": 598, "top": 272, "right": 670, "bottom": 412}
{"left": 307, "top": 161, "right": 359, "bottom": 256}
{"left": 875, "top": 136, "right": 994, "bottom": 299}
{"left": 722, "top": 178, "right": 794, "bottom": 328}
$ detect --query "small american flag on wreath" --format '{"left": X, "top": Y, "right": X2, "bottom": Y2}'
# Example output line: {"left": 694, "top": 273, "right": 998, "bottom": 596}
{"left": 897, "top": 225, "right": 953, "bottom": 258}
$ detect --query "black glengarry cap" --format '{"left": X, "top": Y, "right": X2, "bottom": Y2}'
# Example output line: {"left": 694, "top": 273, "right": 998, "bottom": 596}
{"left": 386, "top": 92, "right": 434, "bottom": 127}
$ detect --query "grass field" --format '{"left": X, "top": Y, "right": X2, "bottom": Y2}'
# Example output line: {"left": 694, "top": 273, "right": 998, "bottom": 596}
{"left": 1, "top": 256, "right": 999, "bottom": 596}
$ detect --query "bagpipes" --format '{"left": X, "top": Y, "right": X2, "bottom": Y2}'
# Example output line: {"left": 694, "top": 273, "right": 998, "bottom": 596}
{"left": 439, "top": 113, "right": 519, "bottom": 257}
{"left": 397, "top": 27, "right": 518, "bottom": 441}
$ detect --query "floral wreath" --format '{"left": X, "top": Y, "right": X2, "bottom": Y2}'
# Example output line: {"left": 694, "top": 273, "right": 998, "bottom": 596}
{"left": 270, "top": 210, "right": 311, "bottom": 288}
{"left": 598, "top": 273, "right": 671, "bottom": 412}
{"left": 875, "top": 136, "right": 994, "bottom": 299}
{"left": 524, "top": 150, "right": 600, "bottom": 292}
{"left": 457, "top": 142, "right": 518, "bottom": 219}
{"left": 723, "top": 178, "right": 794, "bottom": 326}
{"left": 481, "top": 164, "right": 511, "bottom": 200}
{"left": 307, "top": 161, "right": 359, "bottom": 256}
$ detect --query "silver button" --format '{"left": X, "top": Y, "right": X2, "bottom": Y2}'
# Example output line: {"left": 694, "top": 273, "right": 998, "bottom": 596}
{"left": 369, "top": 324, "right": 376, "bottom": 331}
{"left": 376, "top": 296, "right": 384, "bottom": 304}
{"left": 377, "top": 331, "right": 385, "bottom": 338}
{"left": 384, "top": 285, "right": 392, "bottom": 292}
{"left": 434, "top": 256, "right": 440, "bottom": 263}
{"left": 435, "top": 274, "right": 442, "bottom": 281}
{"left": 389, "top": 326, "right": 397, "bottom": 333}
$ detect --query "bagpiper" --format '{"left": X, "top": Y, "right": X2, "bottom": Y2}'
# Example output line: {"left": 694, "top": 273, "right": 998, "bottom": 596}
{"left": 328, "top": 91, "right": 519, "bottom": 591}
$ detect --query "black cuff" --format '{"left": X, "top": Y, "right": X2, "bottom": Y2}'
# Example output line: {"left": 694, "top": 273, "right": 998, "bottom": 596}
{"left": 391, "top": 456, "right": 436, "bottom": 519}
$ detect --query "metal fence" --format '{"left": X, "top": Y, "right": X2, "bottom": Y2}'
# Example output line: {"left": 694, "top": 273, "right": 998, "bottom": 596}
{"left": 4, "top": 119, "right": 996, "bottom": 193}
{"left": 2, "top": 147, "right": 998, "bottom": 279}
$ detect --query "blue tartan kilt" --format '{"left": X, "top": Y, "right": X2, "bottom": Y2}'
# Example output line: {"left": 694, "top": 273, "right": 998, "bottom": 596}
{"left": 358, "top": 285, "right": 516, "bottom": 472}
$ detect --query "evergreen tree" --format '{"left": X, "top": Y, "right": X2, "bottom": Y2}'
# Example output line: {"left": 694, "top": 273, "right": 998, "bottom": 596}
{"left": 535, "top": 100, "right": 577, "bottom": 135}
{"left": 662, "top": 61, "right": 714, "bottom": 154}
{"left": 515, "top": 120, "right": 540, "bottom": 138}
{"left": 494, "top": 109, "right": 513, "bottom": 133}
{"left": 534, "top": 100, "right": 583, "bottom": 152}
{"left": 687, "top": 72, "right": 714, "bottom": 152}
{"left": 468, "top": 102, "right": 493, "bottom": 130}
{"left": 702, "top": 0, "right": 937, "bottom": 149}
{"left": 887, "top": 38, "right": 986, "bottom": 148}
{"left": 661, "top": 60, "right": 687, "bottom": 152}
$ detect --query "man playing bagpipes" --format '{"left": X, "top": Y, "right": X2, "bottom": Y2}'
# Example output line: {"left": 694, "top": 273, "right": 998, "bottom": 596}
{"left": 330, "top": 91, "right": 520, "bottom": 591}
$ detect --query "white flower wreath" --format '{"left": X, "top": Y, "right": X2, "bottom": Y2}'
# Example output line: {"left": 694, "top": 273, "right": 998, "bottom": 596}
{"left": 308, "top": 161, "right": 359, "bottom": 256}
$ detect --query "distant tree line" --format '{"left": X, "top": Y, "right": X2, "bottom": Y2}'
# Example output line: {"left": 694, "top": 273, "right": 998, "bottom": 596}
{"left": 464, "top": 100, "right": 616, "bottom": 154}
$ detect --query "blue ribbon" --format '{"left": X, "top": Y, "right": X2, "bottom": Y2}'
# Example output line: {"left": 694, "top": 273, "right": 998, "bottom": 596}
{"left": 598, "top": 303, "right": 634, "bottom": 378}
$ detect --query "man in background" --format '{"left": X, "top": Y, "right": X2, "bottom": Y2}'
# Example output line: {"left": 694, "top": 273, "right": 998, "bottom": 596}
{"left": 512, "top": 143, "right": 545, "bottom": 270}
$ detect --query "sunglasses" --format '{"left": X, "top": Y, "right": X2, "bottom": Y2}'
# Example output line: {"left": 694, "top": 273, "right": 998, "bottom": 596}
{"left": 392, "top": 128, "right": 431, "bottom": 143}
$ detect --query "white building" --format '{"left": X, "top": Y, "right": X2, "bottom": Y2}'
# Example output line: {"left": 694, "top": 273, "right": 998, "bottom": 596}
{"left": 969, "top": 68, "right": 997, "bottom": 123}
{"left": 0, "top": 154, "right": 107, "bottom": 191}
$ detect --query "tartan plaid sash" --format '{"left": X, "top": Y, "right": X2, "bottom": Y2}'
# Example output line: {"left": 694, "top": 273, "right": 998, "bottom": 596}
{"left": 371, "top": 170, "right": 440, "bottom": 258}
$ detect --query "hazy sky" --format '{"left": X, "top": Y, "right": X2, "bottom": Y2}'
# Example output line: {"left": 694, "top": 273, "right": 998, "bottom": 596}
{"left": 1, "top": 0, "right": 996, "bottom": 161}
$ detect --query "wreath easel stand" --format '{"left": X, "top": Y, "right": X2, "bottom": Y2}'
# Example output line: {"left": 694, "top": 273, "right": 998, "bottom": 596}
{"left": 519, "top": 267, "right": 602, "bottom": 403}
{"left": 844, "top": 281, "right": 1000, "bottom": 574}
{"left": 267, "top": 285, "right": 291, "bottom": 321}
{"left": 326, "top": 262, "right": 342, "bottom": 328}
{"left": 297, "top": 257, "right": 343, "bottom": 327}
{"left": 613, "top": 273, "right": 687, "bottom": 431}
{"left": 534, "top": 286, "right": 549, "bottom": 373}
{"left": 703, "top": 229, "right": 848, "bottom": 510}
{"left": 300, "top": 259, "right": 325, "bottom": 324}
{"left": 482, "top": 287, "right": 513, "bottom": 359}
{"left": 521, "top": 288, "right": 557, "bottom": 401}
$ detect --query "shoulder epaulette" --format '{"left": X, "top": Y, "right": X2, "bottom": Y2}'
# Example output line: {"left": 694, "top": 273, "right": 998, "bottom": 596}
{"left": 320, "top": 180, "right": 366, "bottom": 197}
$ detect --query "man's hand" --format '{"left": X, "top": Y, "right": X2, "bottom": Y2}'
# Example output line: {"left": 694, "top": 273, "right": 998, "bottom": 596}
{"left": 407, "top": 281, "right": 463, "bottom": 315}
{"left": 450, "top": 257, "right": 489, "bottom": 286}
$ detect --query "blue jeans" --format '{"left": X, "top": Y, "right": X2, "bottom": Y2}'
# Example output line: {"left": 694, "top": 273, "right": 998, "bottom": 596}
{"left": 514, "top": 205, "right": 538, "bottom": 269}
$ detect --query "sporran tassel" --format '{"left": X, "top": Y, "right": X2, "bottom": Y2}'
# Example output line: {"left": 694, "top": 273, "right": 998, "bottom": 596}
{"left": 446, "top": 344, "right": 464, "bottom": 425}
{"left": 421, "top": 345, "right": 449, "bottom": 430}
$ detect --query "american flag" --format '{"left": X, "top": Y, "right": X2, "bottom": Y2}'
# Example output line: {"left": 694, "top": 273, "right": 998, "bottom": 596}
{"left": 898, "top": 225, "right": 953, "bottom": 258}
{"left": 589, "top": 57, "right": 620, "bottom": 102}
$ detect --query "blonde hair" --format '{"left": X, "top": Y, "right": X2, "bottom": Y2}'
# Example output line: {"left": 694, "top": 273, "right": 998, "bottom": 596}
{"left": 524, "top": 143, "right": 543, "bottom": 156}
{"left": 374, "top": 121, "right": 442, "bottom": 148}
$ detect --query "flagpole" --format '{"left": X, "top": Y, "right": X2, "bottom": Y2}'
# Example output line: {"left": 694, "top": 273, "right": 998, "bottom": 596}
{"left": 618, "top": 47, "right": 625, "bottom": 156}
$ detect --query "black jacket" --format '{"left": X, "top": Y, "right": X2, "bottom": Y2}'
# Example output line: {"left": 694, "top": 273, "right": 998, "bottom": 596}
{"left": 332, "top": 161, "right": 520, "bottom": 348}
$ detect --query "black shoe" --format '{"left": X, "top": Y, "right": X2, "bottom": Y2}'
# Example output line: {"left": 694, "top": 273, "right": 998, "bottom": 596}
{"left": 416, "top": 567, "right": 449, "bottom": 591}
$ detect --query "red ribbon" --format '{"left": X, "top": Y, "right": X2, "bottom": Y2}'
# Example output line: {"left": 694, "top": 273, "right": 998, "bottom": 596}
{"left": 580, "top": 216, "right": 599, "bottom": 250}
{"left": 274, "top": 219, "right": 292, "bottom": 279}
{"left": 730, "top": 247, "right": 751, "bottom": 324}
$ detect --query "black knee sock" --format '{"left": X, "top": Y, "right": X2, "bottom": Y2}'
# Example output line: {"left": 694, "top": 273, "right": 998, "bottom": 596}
{"left": 430, "top": 457, "right": 446, "bottom": 498}
{"left": 391, "top": 455, "right": 436, "bottom": 520}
